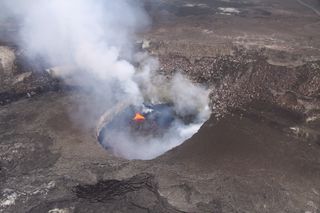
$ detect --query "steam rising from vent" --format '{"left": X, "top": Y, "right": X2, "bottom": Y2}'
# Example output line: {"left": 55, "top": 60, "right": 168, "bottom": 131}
{"left": 1, "top": 0, "right": 211, "bottom": 159}
{"left": 2, "top": 0, "right": 149, "bottom": 105}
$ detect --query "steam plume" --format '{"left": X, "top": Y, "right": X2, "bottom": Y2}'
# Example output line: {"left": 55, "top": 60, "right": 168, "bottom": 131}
{"left": 1, "top": 0, "right": 211, "bottom": 159}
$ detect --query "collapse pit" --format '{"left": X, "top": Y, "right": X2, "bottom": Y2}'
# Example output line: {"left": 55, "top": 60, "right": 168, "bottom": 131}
{"left": 97, "top": 101, "right": 210, "bottom": 160}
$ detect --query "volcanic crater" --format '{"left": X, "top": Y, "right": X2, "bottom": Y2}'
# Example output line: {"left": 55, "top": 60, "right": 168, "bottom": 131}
{"left": 1, "top": 0, "right": 320, "bottom": 212}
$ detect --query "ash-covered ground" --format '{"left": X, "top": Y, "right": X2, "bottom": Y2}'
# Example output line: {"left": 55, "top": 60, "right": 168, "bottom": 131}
{"left": 1, "top": 0, "right": 320, "bottom": 212}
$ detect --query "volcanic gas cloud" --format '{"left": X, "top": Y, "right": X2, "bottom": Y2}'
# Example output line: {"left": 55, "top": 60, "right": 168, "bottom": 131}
{"left": 2, "top": 0, "right": 211, "bottom": 159}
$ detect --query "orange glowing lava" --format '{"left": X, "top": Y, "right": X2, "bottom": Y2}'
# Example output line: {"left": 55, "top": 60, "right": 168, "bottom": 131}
{"left": 133, "top": 113, "right": 145, "bottom": 122}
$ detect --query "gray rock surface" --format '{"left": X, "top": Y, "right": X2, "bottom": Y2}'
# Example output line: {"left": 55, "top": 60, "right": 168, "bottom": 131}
{"left": 0, "top": 46, "right": 15, "bottom": 75}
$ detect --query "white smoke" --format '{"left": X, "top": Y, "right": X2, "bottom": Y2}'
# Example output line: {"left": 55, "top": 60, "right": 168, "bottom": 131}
{"left": 100, "top": 73, "right": 211, "bottom": 160}
{"left": 104, "top": 122, "right": 205, "bottom": 160}
{"left": 2, "top": 0, "right": 148, "bottom": 104}
{"left": 2, "top": 0, "right": 211, "bottom": 160}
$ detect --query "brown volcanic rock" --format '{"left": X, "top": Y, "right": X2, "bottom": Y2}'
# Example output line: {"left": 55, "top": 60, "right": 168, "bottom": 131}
{"left": 1, "top": 93, "right": 319, "bottom": 212}
{"left": 0, "top": 47, "right": 59, "bottom": 105}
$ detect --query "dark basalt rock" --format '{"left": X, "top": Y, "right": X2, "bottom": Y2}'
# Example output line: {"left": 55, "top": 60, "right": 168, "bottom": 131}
{"left": 27, "top": 174, "right": 182, "bottom": 213}
{"left": 74, "top": 174, "right": 157, "bottom": 202}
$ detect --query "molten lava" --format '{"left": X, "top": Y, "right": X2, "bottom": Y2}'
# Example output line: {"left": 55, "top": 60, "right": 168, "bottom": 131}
{"left": 133, "top": 113, "right": 145, "bottom": 122}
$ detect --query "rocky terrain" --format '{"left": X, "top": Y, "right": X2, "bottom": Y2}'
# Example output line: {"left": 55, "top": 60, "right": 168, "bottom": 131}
{"left": 1, "top": 0, "right": 320, "bottom": 212}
